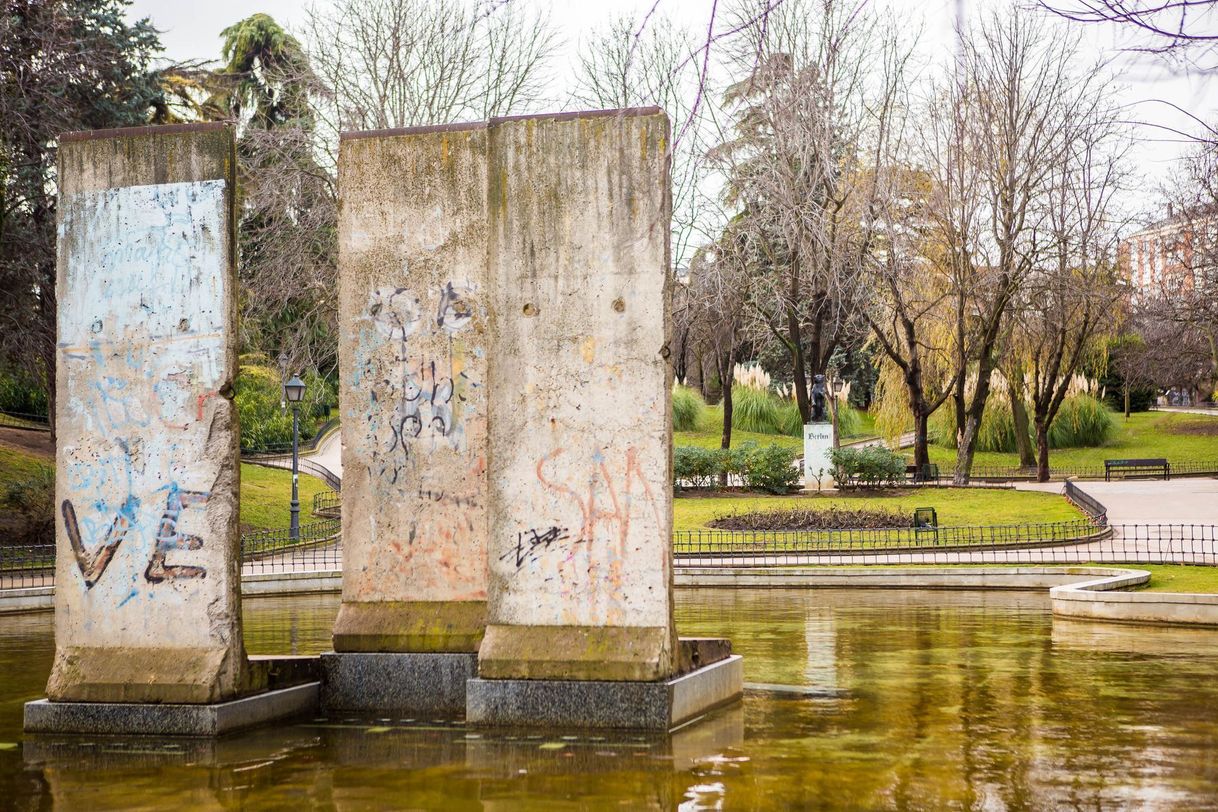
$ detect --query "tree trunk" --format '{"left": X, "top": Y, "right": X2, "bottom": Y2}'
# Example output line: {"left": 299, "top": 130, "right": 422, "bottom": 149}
{"left": 912, "top": 409, "right": 930, "bottom": 471}
{"left": 953, "top": 413, "right": 979, "bottom": 485}
{"left": 1034, "top": 417, "right": 1051, "bottom": 483}
{"left": 787, "top": 310, "right": 810, "bottom": 423}
{"left": 1010, "top": 389, "right": 1035, "bottom": 469}
{"left": 1123, "top": 382, "right": 1131, "bottom": 419}
{"left": 718, "top": 348, "right": 736, "bottom": 487}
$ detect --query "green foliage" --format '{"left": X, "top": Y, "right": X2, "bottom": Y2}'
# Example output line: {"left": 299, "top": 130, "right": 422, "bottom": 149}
{"left": 836, "top": 403, "right": 864, "bottom": 438}
{"left": 2, "top": 462, "right": 55, "bottom": 544}
{"left": 0, "top": 366, "right": 48, "bottom": 415}
{"left": 776, "top": 400, "right": 804, "bottom": 437}
{"left": 830, "top": 445, "right": 907, "bottom": 488}
{"left": 673, "top": 442, "right": 800, "bottom": 494}
{"left": 673, "top": 446, "right": 723, "bottom": 489}
{"left": 731, "top": 385, "right": 785, "bottom": 435}
{"left": 737, "top": 441, "right": 802, "bottom": 494}
{"left": 672, "top": 385, "right": 706, "bottom": 431}
{"left": 1047, "top": 394, "right": 1115, "bottom": 448}
{"left": 235, "top": 364, "right": 336, "bottom": 451}
{"left": 929, "top": 393, "right": 1115, "bottom": 451}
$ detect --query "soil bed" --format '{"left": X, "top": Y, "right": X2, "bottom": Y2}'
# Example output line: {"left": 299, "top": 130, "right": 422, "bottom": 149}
{"left": 709, "top": 506, "right": 909, "bottom": 531}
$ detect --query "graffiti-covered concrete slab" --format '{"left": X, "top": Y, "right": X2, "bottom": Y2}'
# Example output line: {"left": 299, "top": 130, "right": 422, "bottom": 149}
{"left": 47, "top": 123, "right": 255, "bottom": 703}
{"left": 334, "top": 124, "right": 490, "bottom": 652}
{"left": 479, "top": 109, "right": 677, "bottom": 681}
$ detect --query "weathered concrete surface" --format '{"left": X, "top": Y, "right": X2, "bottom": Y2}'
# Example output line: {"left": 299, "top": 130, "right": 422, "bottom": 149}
{"left": 48, "top": 124, "right": 255, "bottom": 703}
{"left": 334, "top": 125, "right": 490, "bottom": 652}
{"left": 479, "top": 109, "right": 676, "bottom": 681}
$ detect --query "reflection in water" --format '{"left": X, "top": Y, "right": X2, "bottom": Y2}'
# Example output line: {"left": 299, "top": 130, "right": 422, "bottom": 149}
{"left": 2, "top": 588, "right": 1218, "bottom": 809}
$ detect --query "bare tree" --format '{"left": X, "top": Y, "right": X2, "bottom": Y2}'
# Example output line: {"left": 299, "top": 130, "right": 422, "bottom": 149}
{"left": 922, "top": 7, "right": 1119, "bottom": 483}
{"left": 683, "top": 238, "right": 750, "bottom": 452}
{"left": 1040, "top": 0, "right": 1218, "bottom": 72}
{"left": 572, "top": 12, "right": 707, "bottom": 272}
{"left": 713, "top": 0, "right": 910, "bottom": 423}
{"left": 1015, "top": 148, "right": 1127, "bottom": 479}
{"left": 301, "top": 0, "right": 558, "bottom": 155}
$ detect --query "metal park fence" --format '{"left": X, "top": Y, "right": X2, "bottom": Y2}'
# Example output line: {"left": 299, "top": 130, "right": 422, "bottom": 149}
{"left": 240, "top": 519, "right": 342, "bottom": 575}
{"left": 967, "top": 460, "right": 1218, "bottom": 482}
{"left": 241, "top": 452, "right": 343, "bottom": 491}
{"left": 313, "top": 489, "right": 341, "bottom": 518}
{"left": 0, "top": 410, "right": 49, "bottom": 431}
{"left": 671, "top": 523, "right": 1218, "bottom": 568}
{"left": 8, "top": 522, "right": 1218, "bottom": 590}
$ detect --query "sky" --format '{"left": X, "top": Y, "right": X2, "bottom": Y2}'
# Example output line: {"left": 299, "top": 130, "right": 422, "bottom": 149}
{"left": 127, "top": 0, "right": 1216, "bottom": 221}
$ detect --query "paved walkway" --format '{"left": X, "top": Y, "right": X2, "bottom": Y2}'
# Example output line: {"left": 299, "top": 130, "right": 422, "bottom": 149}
{"left": 308, "top": 427, "right": 343, "bottom": 478}
{"left": 1015, "top": 479, "right": 1218, "bottom": 525}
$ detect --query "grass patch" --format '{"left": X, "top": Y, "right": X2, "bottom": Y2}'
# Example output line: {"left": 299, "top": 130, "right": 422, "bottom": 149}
{"left": 238, "top": 463, "right": 330, "bottom": 531}
{"left": 673, "top": 487, "right": 1082, "bottom": 532}
{"left": 1136, "top": 564, "right": 1218, "bottom": 594}
{"left": 0, "top": 443, "right": 329, "bottom": 534}
{"left": 928, "top": 410, "right": 1218, "bottom": 471}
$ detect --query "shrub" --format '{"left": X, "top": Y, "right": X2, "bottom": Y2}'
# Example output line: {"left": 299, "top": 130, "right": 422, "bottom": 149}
{"left": 731, "top": 385, "right": 784, "bottom": 435}
{"left": 929, "top": 392, "right": 1114, "bottom": 452}
{"left": 2, "top": 463, "right": 56, "bottom": 544}
{"left": 1047, "top": 393, "right": 1114, "bottom": 448}
{"left": 672, "top": 385, "right": 706, "bottom": 431}
{"left": 672, "top": 442, "right": 800, "bottom": 493}
{"left": 737, "top": 441, "right": 802, "bottom": 494}
{"left": 830, "top": 445, "right": 906, "bottom": 488}
{"left": 673, "top": 446, "right": 723, "bottom": 489}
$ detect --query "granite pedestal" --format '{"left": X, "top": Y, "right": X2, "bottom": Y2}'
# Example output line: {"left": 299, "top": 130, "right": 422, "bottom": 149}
{"left": 465, "top": 654, "right": 743, "bottom": 731}
{"left": 24, "top": 682, "right": 319, "bottom": 737}
{"left": 321, "top": 652, "right": 479, "bottom": 715}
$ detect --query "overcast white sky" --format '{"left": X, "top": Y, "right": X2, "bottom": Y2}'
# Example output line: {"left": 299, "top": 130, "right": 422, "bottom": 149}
{"left": 128, "top": 0, "right": 1215, "bottom": 221}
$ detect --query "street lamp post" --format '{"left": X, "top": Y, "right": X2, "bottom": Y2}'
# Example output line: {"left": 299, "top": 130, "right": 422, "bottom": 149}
{"left": 284, "top": 374, "right": 306, "bottom": 541}
{"left": 830, "top": 373, "right": 845, "bottom": 447}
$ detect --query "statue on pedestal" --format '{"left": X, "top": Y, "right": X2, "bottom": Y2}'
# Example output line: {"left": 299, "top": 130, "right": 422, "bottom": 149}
{"left": 811, "top": 374, "right": 827, "bottom": 422}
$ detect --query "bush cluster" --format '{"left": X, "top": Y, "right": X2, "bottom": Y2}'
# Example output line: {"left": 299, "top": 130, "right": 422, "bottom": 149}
{"left": 829, "top": 445, "right": 907, "bottom": 489}
{"left": 929, "top": 393, "right": 1114, "bottom": 452}
{"left": 674, "top": 441, "right": 802, "bottom": 494}
{"left": 672, "top": 385, "right": 706, "bottom": 431}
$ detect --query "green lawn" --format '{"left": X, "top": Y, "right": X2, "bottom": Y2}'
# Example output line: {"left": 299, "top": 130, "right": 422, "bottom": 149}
{"left": 0, "top": 443, "right": 328, "bottom": 533}
{"left": 673, "top": 487, "right": 1082, "bottom": 532}
{"left": 0, "top": 445, "right": 51, "bottom": 481}
{"left": 238, "top": 463, "right": 330, "bottom": 531}
{"left": 1135, "top": 564, "right": 1218, "bottom": 594}
{"left": 927, "top": 410, "right": 1218, "bottom": 471}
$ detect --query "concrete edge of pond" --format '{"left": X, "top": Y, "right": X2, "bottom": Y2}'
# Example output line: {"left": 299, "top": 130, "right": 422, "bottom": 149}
{"left": 677, "top": 565, "right": 1218, "bottom": 628}
{"left": 9, "top": 567, "right": 1218, "bottom": 628}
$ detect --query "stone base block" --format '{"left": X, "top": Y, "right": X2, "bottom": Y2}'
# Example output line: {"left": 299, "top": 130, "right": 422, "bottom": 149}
{"left": 477, "top": 624, "right": 675, "bottom": 681}
{"left": 465, "top": 654, "right": 743, "bottom": 731}
{"left": 23, "top": 682, "right": 319, "bottom": 737}
{"left": 321, "top": 652, "right": 478, "bottom": 715}
{"left": 332, "top": 600, "right": 486, "bottom": 652}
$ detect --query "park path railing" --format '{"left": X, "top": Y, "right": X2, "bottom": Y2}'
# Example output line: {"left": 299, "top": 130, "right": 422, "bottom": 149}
{"left": 8, "top": 522, "right": 1218, "bottom": 589}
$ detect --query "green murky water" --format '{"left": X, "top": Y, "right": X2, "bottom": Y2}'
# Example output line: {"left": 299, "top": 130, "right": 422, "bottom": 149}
{"left": 3, "top": 588, "right": 1218, "bottom": 809}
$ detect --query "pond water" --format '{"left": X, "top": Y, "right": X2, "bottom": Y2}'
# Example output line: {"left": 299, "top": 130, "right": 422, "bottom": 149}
{"left": 3, "top": 588, "right": 1218, "bottom": 809}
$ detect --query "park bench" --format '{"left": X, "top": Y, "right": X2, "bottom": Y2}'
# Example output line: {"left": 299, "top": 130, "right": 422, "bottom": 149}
{"left": 905, "top": 463, "right": 941, "bottom": 484}
{"left": 1104, "top": 458, "right": 1171, "bottom": 481}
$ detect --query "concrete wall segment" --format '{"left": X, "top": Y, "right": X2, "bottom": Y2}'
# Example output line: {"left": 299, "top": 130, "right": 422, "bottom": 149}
{"left": 49, "top": 125, "right": 250, "bottom": 702}
{"left": 334, "top": 126, "right": 491, "bottom": 651}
